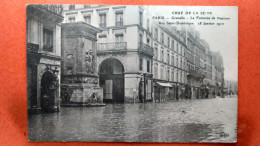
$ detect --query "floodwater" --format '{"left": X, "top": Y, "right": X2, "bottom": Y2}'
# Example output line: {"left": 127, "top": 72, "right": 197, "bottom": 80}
{"left": 28, "top": 96, "right": 237, "bottom": 142}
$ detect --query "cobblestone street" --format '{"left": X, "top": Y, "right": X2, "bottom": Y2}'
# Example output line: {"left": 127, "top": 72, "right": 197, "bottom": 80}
{"left": 28, "top": 96, "right": 237, "bottom": 142}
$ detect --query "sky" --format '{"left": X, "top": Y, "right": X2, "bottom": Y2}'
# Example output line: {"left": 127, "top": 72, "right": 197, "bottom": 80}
{"left": 150, "top": 6, "right": 238, "bottom": 81}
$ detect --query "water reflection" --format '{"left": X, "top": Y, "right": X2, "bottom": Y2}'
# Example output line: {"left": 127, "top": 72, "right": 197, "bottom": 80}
{"left": 28, "top": 97, "right": 237, "bottom": 142}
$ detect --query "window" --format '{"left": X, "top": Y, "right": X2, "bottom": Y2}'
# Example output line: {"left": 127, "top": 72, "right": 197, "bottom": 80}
{"left": 177, "top": 43, "right": 179, "bottom": 53}
{"left": 99, "top": 13, "right": 106, "bottom": 27}
{"left": 166, "top": 70, "right": 170, "bottom": 81}
{"left": 171, "top": 40, "right": 174, "bottom": 50}
{"left": 84, "top": 15, "right": 91, "bottom": 24}
{"left": 168, "top": 37, "right": 170, "bottom": 47}
{"left": 68, "top": 17, "right": 75, "bottom": 23}
{"left": 181, "top": 59, "right": 183, "bottom": 69}
{"left": 154, "top": 46, "right": 158, "bottom": 59}
{"left": 139, "top": 59, "right": 143, "bottom": 71}
{"left": 69, "top": 5, "right": 75, "bottom": 10}
{"left": 99, "top": 35, "right": 107, "bottom": 43}
{"left": 115, "top": 34, "right": 124, "bottom": 42}
{"left": 43, "top": 28, "right": 53, "bottom": 52}
{"left": 171, "top": 71, "right": 174, "bottom": 81}
{"left": 139, "top": 34, "right": 143, "bottom": 43}
{"left": 147, "top": 38, "right": 150, "bottom": 45}
{"left": 167, "top": 53, "right": 170, "bottom": 64}
{"left": 147, "top": 19, "right": 150, "bottom": 32}
{"left": 139, "top": 11, "right": 143, "bottom": 26}
{"left": 161, "top": 49, "right": 164, "bottom": 62}
{"left": 176, "top": 73, "right": 179, "bottom": 82}
{"left": 171, "top": 55, "right": 174, "bottom": 66}
{"left": 176, "top": 57, "right": 178, "bottom": 67}
{"left": 147, "top": 60, "right": 150, "bottom": 72}
{"left": 155, "top": 28, "right": 158, "bottom": 40}
{"left": 161, "top": 66, "right": 164, "bottom": 79}
{"left": 154, "top": 63, "right": 158, "bottom": 79}
{"left": 115, "top": 11, "right": 123, "bottom": 26}
{"left": 161, "top": 32, "right": 164, "bottom": 44}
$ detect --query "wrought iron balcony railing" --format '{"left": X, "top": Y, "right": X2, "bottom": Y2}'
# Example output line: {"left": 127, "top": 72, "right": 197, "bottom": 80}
{"left": 37, "top": 4, "right": 63, "bottom": 15}
{"left": 27, "top": 43, "right": 39, "bottom": 53}
{"left": 138, "top": 42, "right": 154, "bottom": 56}
{"left": 97, "top": 42, "right": 127, "bottom": 53}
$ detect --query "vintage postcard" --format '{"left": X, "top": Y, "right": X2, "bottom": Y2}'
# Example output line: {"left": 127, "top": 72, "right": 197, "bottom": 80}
{"left": 26, "top": 4, "right": 238, "bottom": 142}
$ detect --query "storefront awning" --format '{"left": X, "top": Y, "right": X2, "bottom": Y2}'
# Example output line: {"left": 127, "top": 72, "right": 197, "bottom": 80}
{"left": 156, "top": 82, "right": 172, "bottom": 87}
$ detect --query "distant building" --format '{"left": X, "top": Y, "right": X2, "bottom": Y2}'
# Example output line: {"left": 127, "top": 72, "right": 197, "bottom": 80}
{"left": 212, "top": 51, "right": 225, "bottom": 96}
{"left": 26, "top": 5, "right": 63, "bottom": 113}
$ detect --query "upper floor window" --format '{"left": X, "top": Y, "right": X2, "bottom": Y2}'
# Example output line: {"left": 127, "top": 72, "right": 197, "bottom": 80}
{"left": 177, "top": 43, "right": 179, "bottom": 53}
{"left": 171, "top": 55, "right": 174, "bottom": 66}
{"left": 115, "top": 11, "right": 123, "bottom": 26}
{"left": 43, "top": 28, "right": 53, "bottom": 52}
{"left": 167, "top": 37, "right": 170, "bottom": 48}
{"left": 147, "top": 19, "right": 150, "bottom": 32}
{"left": 155, "top": 28, "right": 158, "bottom": 40}
{"left": 167, "top": 53, "right": 170, "bottom": 64}
{"left": 147, "top": 60, "right": 150, "bottom": 73}
{"left": 139, "top": 34, "right": 143, "bottom": 43}
{"left": 161, "top": 32, "right": 164, "bottom": 44}
{"left": 99, "top": 13, "right": 106, "bottom": 28}
{"left": 171, "top": 40, "right": 174, "bottom": 50}
{"left": 98, "top": 35, "right": 107, "bottom": 43}
{"left": 154, "top": 64, "right": 158, "bottom": 79}
{"left": 166, "top": 70, "right": 170, "bottom": 81}
{"left": 154, "top": 46, "right": 158, "bottom": 60}
{"left": 84, "top": 15, "right": 91, "bottom": 24}
{"left": 115, "top": 34, "right": 124, "bottom": 42}
{"left": 161, "top": 48, "right": 164, "bottom": 62}
{"left": 69, "top": 5, "right": 75, "bottom": 10}
{"left": 68, "top": 17, "right": 75, "bottom": 23}
{"left": 139, "top": 11, "right": 143, "bottom": 26}
{"left": 139, "top": 58, "right": 143, "bottom": 71}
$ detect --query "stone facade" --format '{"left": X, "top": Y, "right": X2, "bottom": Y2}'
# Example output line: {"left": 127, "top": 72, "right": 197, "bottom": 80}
{"left": 27, "top": 4, "right": 63, "bottom": 113}
{"left": 61, "top": 5, "right": 225, "bottom": 103}
{"left": 60, "top": 22, "right": 103, "bottom": 105}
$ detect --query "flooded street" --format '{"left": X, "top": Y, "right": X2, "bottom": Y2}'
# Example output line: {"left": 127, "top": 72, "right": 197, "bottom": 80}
{"left": 28, "top": 96, "right": 237, "bottom": 142}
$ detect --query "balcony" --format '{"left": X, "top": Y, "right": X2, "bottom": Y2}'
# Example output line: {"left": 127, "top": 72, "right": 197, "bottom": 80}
{"left": 97, "top": 42, "right": 127, "bottom": 54}
{"left": 138, "top": 42, "right": 154, "bottom": 57}
{"left": 38, "top": 4, "right": 63, "bottom": 15}
{"left": 188, "top": 69, "right": 205, "bottom": 79}
{"left": 27, "top": 43, "right": 39, "bottom": 53}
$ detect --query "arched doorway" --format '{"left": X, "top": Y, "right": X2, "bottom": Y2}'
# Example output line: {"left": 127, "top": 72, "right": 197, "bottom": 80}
{"left": 99, "top": 58, "right": 124, "bottom": 103}
{"left": 41, "top": 71, "right": 56, "bottom": 112}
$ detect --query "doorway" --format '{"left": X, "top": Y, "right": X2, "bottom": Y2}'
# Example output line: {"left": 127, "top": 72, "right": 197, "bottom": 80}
{"left": 99, "top": 58, "right": 125, "bottom": 103}
{"left": 41, "top": 71, "right": 56, "bottom": 112}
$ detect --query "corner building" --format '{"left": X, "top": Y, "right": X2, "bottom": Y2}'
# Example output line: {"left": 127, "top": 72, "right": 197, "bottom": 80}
{"left": 62, "top": 5, "right": 154, "bottom": 103}
{"left": 27, "top": 5, "right": 63, "bottom": 113}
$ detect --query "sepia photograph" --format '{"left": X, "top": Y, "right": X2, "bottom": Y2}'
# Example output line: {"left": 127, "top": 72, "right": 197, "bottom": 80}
{"left": 26, "top": 4, "right": 238, "bottom": 143}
